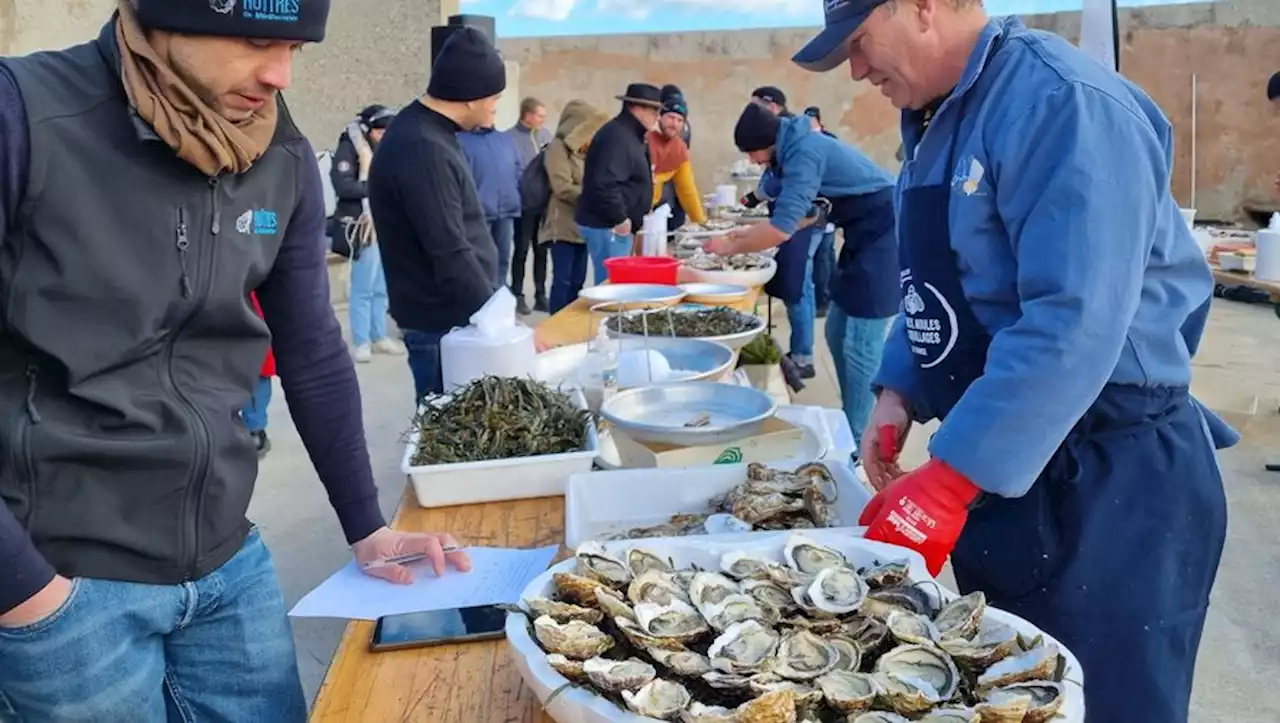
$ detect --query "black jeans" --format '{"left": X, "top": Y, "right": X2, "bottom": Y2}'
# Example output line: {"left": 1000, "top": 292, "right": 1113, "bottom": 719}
{"left": 512, "top": 213, "right": 548, "bottom": 300}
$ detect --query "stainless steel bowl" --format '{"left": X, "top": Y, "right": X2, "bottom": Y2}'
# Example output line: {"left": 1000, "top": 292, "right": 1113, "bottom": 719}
{"left": 600, "top": 382, "right": 778, "bottom": 447}
{"left": 578, "top": 284, "right": 685, "bottom": 309}
{"left": 606, "top": 307, "right": 766, "bottom": 351}
{"left": 534, "top": 338, "right": 736, "bottom": 410}
{"left": 678, "top": 282, "right": 750, "bottom": 305}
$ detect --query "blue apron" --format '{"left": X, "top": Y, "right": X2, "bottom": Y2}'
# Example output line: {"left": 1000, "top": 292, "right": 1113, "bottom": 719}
{"left": 899, "top": 65, "right": 1228, "bottom": 722}
{"left": 827, "top": 188, "right": 898, "bottom": 319}
{"left": 763, "top": 209, "right": 824, "bottom": 304}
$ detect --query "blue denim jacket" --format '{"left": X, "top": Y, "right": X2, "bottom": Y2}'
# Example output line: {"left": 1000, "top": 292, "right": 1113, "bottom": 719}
{"left": 872, "top": 17, "right": 1236, "bottom": 497}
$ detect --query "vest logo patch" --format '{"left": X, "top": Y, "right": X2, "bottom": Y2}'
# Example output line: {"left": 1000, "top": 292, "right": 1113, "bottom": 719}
{"left": 210, "top": 0, "right": 235, "bottom": 15}
{"left": 951, "top": 155, "right": 986, "bottom": 197}
{"left": 240, "top": 0, "right": 300, "bottom": 23}
{"left": 236, "top": 209, "right": 279, "bottom": 236}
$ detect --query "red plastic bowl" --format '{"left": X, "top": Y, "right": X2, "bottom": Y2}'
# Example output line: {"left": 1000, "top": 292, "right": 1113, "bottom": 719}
{"left": 605, "top": 256, "right": 680, "bottom": 285}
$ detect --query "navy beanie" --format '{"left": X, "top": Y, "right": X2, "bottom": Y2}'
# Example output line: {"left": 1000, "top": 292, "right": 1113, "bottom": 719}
{"left": 135, "top": 0, "right": 330, "bottom": 43}
{"left": 734, "top": 103, "right": 781, "bottom": 153}
{"left": 1269, "top": 72, "right": 1280, "bottom": 101}
{"left": 428, "top": 27, "right": 507, "bottom": 102}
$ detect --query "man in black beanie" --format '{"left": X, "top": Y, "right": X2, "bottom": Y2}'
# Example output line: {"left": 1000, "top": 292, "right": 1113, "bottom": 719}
{"left": 369, "top": 27, "right": 511, "bottom": 401}
{"left": 0, "top": 1, "right": 473, "bottom": 720}
{"left": 752, "top": 86, "right": 792, "bottom": 117}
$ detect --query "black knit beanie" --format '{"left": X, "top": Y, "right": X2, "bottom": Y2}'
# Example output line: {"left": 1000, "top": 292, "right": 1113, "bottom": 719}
{"left": 660, "top": 84, "right": 683, "bottom": 102}
{"left": 135, "top": 0, "right": 330, "bottom": 43}
{"left": 1269, "top": 71, "right": 1280, "bottom": 101}
{"left": 734, "top": 103, "right": 781, "bottom": 153}
{"left": 428, "top": 27, "right": 507, "bottom": 102}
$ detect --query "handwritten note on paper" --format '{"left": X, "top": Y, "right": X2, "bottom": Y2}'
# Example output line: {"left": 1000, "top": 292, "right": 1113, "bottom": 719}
{"left": 288, "top": 546, "right": 559, "bottom": 621}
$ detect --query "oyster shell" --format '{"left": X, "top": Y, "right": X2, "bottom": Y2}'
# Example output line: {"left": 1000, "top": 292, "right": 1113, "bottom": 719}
{"left": 826, "top": 636, "right": 863, "bottom": 672}
{"left": 814, "top": 670, "right": 881, "bottom": 714}
{"left": 634, "top": 598, "right": 710, "bottom": 642}
{"left": 874, "top": 644, "right": 961, "bottom": 714}
{"left": 545, "top": 653, "right": 587, "bottom": 683}
{"left": 976, "top": 643, "right": 1060, "bottom": 691}
{"left": 682, "top": 689, "right": 797, "bottom": 723}
{"left": 582, "top": 656, "right": 656, "bottom": 692}
{"left": 525, "top": 597, "right": 604, "bottom": 624}
{"left": 688, "top": 571, "right": 741, "bottom": 608}
{"left": 764, "top": 562, "right": 814, "bottom": 589}
{"left": 772, "top": 629, "right": 840, "bottom": 680}
{"left": 783, "top": 534, "right": 847, "bottom": 573}
{"left": 844, "top": 616, "right": 892, "bottom": 655}
{"left": 576, "top": 542, "right": 632, "bottom": 587}
{"left": 850, "top": 713, "right": 911, "bottom": 723}
{"left": 732, "top": 492, "right": 805, "bottom": 525}
{"left": 920, "top": 708, "right": 980, "bottom": 723}
{"left": 886, "top": 610, "right": 941, "bottom": 646}
{"left": 805, "top": 566, "right": 868, "bottom": 614}
{"left": 680, "top": 702, "right": 736, "bottom": 723}
{"left": 627, "top": 548, "right": 674, "bottom": 577}
{"left": 939, "top": 620, "right": 1020, "bottom": 671}
{"left": 700, "top": 592, "right": 773, "bottom": 631}
{"left": 996, "top": 681, "right": 1066, "bottom": 723}
{"left": 648, "top": 648, "right": 713, "bottom": 677}
{"left": 720, "top": 551, "right": 774, "bottom": 580}
{"left": 707, "top": 619, "right": 781, "bottom": 675}
{"left": 801, "top": 483, "right": 835, "bottom": 527}
{"left": 748, "top": 674, "right": 823, "bottom": 707}
{"left": 974, "top": 689, "right": 1032, "bottom": 722}
{"left": 742, "top": 579, "right": 796, "bottom": 615}
{"left": 621, "top": 679, "right": 691, "bottom": 721}
{"left": 594, "top": 586, "right": 637, "bottom": 622}
{"left": 934, "top": 591, "right": 986, "bottom": 640}
{"left": 700, "top": 671, "right": 755, "bottom": 689}
{"left": 552, "top": 571, "right": 610, "bottom": 605}
{"left": 862, "top": 584, "right": 937, "bottom": 620}
{"left": 629, "top": 569, "right": 692, "bottom": 606}
{"left": 615, "top": 617, "right": 689, "bottom": 652}
{"left": 533, "top": 616, "right": 614, "bottom": 660}
{"left": 860, "top": 559, "right": 911, "bottom": 589}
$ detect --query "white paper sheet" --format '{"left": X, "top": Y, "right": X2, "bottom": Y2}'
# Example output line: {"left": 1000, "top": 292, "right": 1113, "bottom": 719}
{"left": 288, "top": 546, "right": 559, "bottom": 621}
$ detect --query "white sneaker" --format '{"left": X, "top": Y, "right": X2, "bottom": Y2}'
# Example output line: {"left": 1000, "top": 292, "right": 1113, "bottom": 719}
{"left": 371, "top": 338, "right": 405, "bottom": 356}
{"left": 353, "top": 344, "right": 372, "bottom": 363}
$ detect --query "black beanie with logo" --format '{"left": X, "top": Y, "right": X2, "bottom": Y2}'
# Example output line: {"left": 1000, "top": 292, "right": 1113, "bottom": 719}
{"left": 734, "top": 102, "right": 782, "bottom": 153}
{"left": 135, "top": 0, "right": 331, "bottom": 43}
{"left": 427, "top": 27, "right": 507, "bottom": 102}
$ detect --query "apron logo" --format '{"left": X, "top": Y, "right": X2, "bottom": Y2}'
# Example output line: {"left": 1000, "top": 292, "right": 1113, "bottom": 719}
{"left": 952, "top": 156, "right": 986, "bottom": 197}
{"left": 236, "top": 209, "right": 279, "bottom": 236}
{"left": 902, "top": 273, "right": 960, "bottom": 370}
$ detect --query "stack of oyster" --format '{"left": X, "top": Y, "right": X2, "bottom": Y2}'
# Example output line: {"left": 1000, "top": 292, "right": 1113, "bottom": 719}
{"left": 684, "top": 249, "right": 772, "bottom": 272}
{"left": 519, "top": 534, "right": 1071, "bottom": 722}
{"left": 606, "top": 463, "right": 841, "bottom": 542}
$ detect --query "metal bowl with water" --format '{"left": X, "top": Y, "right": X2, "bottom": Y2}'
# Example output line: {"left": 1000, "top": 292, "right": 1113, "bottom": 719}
{"left": 599, "top": 382, "right": 778, "bottom": 447}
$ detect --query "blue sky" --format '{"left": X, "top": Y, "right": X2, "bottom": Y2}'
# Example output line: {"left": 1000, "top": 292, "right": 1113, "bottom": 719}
{"left": 463, "top": 0, "right": 1207, "bottom": 37}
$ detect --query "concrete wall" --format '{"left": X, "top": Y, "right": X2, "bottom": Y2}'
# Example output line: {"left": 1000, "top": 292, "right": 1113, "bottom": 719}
{"left": 500, "top": 0, "right": 1280, "bottom": 222}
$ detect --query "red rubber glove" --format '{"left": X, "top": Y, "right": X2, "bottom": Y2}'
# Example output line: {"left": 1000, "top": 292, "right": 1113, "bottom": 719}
{"left": 858, "top": 459, "right": 982, "bottom": 577}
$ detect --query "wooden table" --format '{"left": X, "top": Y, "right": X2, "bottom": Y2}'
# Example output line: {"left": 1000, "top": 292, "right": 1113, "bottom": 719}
{"left": 1211, "top": 263, "right": 1280, "bottom": 317}
{"left": 310, "top": 285, "right": 765, "bottom": 722}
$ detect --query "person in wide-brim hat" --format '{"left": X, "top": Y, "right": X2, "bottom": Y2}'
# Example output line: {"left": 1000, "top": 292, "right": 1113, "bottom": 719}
{"left": 615, "top": 82, "right": 663, "bottom": 108}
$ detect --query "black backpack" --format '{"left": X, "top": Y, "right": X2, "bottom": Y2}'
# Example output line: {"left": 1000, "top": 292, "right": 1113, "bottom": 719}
{"left": 520, "top": 148, "right": 551, "bottom": 216}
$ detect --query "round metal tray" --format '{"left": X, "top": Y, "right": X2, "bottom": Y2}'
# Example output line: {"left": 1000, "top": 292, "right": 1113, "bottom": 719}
{"left": 577, "top": 283, "right": 685, "bottom": 309}
{"left": 678, "top": 282, "right": 750, "bottom": 305}
{"left": 604, "top": 307, "right": 765, "bottom": 351}
{"left": 599, "top": 381, "right": 778, "bottom": 446}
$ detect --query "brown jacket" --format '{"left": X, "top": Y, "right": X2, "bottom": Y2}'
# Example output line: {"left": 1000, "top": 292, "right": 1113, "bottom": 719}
{"left": 539, "top": 100, "right": 610, "bottom": 245}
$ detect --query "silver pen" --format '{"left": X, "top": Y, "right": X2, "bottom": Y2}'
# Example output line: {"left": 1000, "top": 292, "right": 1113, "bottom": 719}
{"left": 362, "top": 545, "right": 460, "bottom": 570}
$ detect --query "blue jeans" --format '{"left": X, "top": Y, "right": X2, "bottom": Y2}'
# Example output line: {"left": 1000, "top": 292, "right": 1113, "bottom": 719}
{"left": 0, "top": 528, "right": 305, "bottom": 723}
{"left": 549, "top": 241, "right": 589, "bottom": 314}
{"left": 349, "top": 241, "right": 389, "bottom": 347}
{"left": 824, "top": 307, "right": 890, "bottom": 451}
{"left": 814, "top": 227, "right": 835, "bottom": 311}
{"left": 579, "top": 225, "right": 633, "bottom": 285}
{"left": 489, "top": 218, "right": 515, "bottom": 289}
{"left": 242, "top": 376, "right": 273, "bottom": 433}
{"left": 785, "top": 228, "right": 826, "bottom": 362}
{"left": 403, "top": 329, "right": 447, "bottom": 402}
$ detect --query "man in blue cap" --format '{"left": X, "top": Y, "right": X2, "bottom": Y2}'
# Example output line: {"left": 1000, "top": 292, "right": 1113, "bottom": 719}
{"left": 795, "top": 2, "right": 1235, "bottom": 721}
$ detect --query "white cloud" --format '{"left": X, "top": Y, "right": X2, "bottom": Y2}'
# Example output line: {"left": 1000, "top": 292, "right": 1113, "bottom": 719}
{"left": 511, "top": 0, "right": 581, "bottom": 21}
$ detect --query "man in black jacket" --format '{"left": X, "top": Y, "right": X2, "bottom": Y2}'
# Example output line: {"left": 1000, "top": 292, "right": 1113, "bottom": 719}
{"left": 575, "top": 83, "right": 661, "bottom": 285}
{"left": 330, "top": 104, "right": 404, "bottom": 362}
{"left": 369, "top": 27, "right": 506, "bottom": 401}
{"left": 0, "top": 1, "right": 469, "bottom": 720}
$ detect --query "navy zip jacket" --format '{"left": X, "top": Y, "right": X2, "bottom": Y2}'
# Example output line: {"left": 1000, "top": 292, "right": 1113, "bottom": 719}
{"left": 457, "top": 127, "right": 523, "bottom": 221}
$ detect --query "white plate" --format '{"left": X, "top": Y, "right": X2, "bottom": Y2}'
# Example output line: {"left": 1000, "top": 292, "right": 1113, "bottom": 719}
{"left": 679, "top": 257, "right": 777, "bottom": 288}
{"left": 505, "top": 530, "right": 1086, "bottom": 723}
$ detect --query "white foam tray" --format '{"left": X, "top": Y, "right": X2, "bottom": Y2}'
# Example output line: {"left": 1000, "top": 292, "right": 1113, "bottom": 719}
{"left": 505, "top": 530, "right": 1085, "bottom": 723}
{"left": 401, "top": 388, "right": 599, "bottom": 508}
{"left": 563, "top": 459, "right": 872, "bottom": 550}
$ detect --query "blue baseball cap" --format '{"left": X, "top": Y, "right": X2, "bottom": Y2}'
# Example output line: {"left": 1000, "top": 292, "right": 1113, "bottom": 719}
{"left": 793, "top": 0, "right": 890, "bottom": 72}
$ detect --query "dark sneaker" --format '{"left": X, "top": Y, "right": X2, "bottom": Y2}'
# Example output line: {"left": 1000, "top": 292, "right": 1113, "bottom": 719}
{"left": 787, "top": 354, "right": 816, "bottom": 379}
{"left": 252, "top": 430, "right": 271, "bottom": 458}
{"left": 516, "top": 297, "right": 532, "bottom": 316}
{"left": 533, "top": 295, "right": 549, "bottom": 313}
